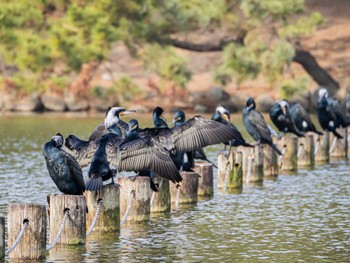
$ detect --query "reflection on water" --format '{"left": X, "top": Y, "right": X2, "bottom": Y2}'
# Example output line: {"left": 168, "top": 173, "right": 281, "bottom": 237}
{"left": 0, "top": 114, "right": 349, "bottom": 262}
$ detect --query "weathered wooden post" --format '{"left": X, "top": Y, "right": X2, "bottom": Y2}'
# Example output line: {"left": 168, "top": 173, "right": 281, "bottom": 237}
{"left": 48, "top": 195, "right": 86, "bottom": 245}
{"left": 329, "top": 128, "right": 347, "bottom": 159}
{"left": 118, "top": 176, "right": 151, "bottom": 224}
{"left": 217, "top": 151, "right": 243, "bottom": 191}
{"left": 239, "top": 145, "right": 263, "bottom": 183}
{"left": 297, "top": 134, "right": 315, "bottom": 168}
{"left": 7, "top": 204, "right": 46, "bottom": 260}
{"left": 314, "top": 132, "right": 329, "bottom": 163}
{"left": 194, "top": 162, "right": 214, "bottom": 198}
{"left": 150, "top": 175, "right": 171, "bottom": 213}
{"left": 170, "top": 171, "right": 199, "bottom": 206}
{"left": 85, "top": 185, "right": 120, "bottom": 234}
{"left": 0, "top": 214, "right": 4, "bottom": 261}
{"left": 263, "top": 145, "right": 278, "bottom": 178}
{"left": 276, "top": 135, "right": 298, "bottom": 172}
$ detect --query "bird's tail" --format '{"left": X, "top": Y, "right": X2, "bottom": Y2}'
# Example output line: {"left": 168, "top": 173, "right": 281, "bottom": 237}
{"left": 271, "top": 143, "right": 283, "bottom": 155}
{"left": 314, "top": 129, "right": 324, "bottom": 135}
{"left": 242, "top": 141, "right": 254, "bottom": 148}
{"left": 85, "top": 176, "right": 104, "bottom": 191}
{"left": 332, "top": 129, "right": 344, "bottom": 139}
{"left": 295, "top": 130, "right": 305, "bottom": 137}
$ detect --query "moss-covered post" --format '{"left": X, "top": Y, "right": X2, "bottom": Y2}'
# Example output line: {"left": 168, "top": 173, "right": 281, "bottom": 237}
{"left": 297, "top": 134, "right": 315, "bottom": 168}
{"left": 277, "top": 135, "right": 298, "bottom": 172}
{"left": 118, "top": 176, "right": 151, "bottom": 224}
{"left": 85, "top": 185, "right": 120, "bottom": 234}
{"left": 263, "top": 145, "right": 278, "bottom": 178}
{"left": 48, "top": 195, "right": 86, "bottom": 245}
{"left": 314, "top": 132, "right": 329, "bottom": 163}
{"left": 0, "top": 214, "right": 5, "bottom": 261}
{"left": 329, "top": 128, "right": 347, "bottom": 159}
{"left": 217, "top": 151, "right": 243, "bottom": 191}
{"left": 7, "top": 204, "right": 47, "bottom": 260}
{"left": 150, "top": 175, "right": 171, "bottom": 213}
{"left": 194, "top": 162, "right": 214, "bottom": 197}
{"left": 170, "top": 172, "right": 199, "bottom": 206}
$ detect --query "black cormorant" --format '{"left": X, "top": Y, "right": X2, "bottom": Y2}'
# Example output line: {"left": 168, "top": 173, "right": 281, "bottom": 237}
{"left": 89, "top": 107, "right": 135, "bottom": 141}
{"left": 153, "top": 106, "right": 168, "bottom": 128}
{"left": 317, "top": 88, "right": 348, "bottom": 138}
{"left": 172, "top": 110, "right": 217, "bottom": 169}
{"left": 43, "top": 133, "right": 85, "bottom": 195}
{"left": 243, "top": 97, "right": 282, "bottom": 155}
{"left": 211, "top": 105, "right": 253, "bottom": 148}
{"left": 269, "top": 100, "right": 304, "bottom": 137}
{"left": 65, "top": 131, "right": 182, "bottom": 191}
{"left": 289, "top": 102, "right": 323, "bottom": 135}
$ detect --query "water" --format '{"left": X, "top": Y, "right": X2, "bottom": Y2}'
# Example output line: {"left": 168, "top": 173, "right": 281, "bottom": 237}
{"left": 0, "top": 114, "right": 350, "bottom": 262}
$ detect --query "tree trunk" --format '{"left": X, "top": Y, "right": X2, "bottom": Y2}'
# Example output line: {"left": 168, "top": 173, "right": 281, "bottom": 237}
{"left": 293, "top": 49, "right": 340, "bottom": 96}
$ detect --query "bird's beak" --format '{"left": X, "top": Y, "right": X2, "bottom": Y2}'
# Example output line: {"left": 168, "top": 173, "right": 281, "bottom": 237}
{"left": 222, "top": 113, "right": 230, "bottom": 122}
{"left": 281, "top": 105, "right": 287, "bottom": 115}
{"left": 120, "top": 109, "right": 136, "bottom": 116}
{"left": 169, "top": 117, "right": 180, "bottom": 126}
{"left": 131, "top": 124, "right": 138, "bottom": 131}
{"left": 160, "top": 113, "right": 167, "bottom": 122}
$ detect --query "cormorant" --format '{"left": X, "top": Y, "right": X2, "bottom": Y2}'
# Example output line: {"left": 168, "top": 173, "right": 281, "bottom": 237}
{"left": 153, "top": 106, "right": 168, "bottom": 128}
{"left": 211, "top": 105, "right": 253, "bottom": 148}
{"left": 289, "top": 102, "right": 323, "bottom": 135}
{"left": 89, "top": 107, "right": 135, "bottom": 141}
{"left": 269, "top": 100, "right": 305, "bottom": 137}
{"left": 43, "top": 133, "right": 85, "bottom": 195}
{"left": 172, "top": 110, "right": 217, "bottom": 169}
{"left": 65, "top": 131, "right": 182, "bottom": 191}
{"left": 317, "top": 88, "right": 348, "bottom": 138}
{"left": 243, "top": 97, "right": 282, "bottom": 155}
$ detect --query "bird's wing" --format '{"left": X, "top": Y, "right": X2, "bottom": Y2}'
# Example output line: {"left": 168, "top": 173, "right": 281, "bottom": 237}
{"left": 112, "top": 138, "right": 182, "bottom": 183}
{"left": 61, "top": 150, "right": 85, "bottom": 192}
{"left": 166, "top": 116, "right": 237, "bottom": 153}
{"left": 75, "top": 140, "right": 101, "bottom": 167}
{"left": 89, "top": 123, "right": 107, "bottom": 141}
{"left": 248, "top": 111, "right": 272, "bottom": 142}
{"left": 277, "top": 114, "right": 292, "bottom": 125}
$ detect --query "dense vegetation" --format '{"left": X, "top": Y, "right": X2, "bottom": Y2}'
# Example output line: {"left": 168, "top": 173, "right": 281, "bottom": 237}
{"left": 0, "top": 0, "right": 323, "bottom": 99}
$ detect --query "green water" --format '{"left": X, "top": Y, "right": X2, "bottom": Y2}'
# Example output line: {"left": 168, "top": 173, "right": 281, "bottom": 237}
{"left": 0, "top": 114, "right": 349, "bottom": 262}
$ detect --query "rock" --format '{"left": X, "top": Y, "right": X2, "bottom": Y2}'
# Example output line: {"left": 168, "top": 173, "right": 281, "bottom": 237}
{"left": 229, "top": 92, "right": 250, "bottom": 113}
{"left": 255, "top": 94, "right": 275, "bottom": 112}
{"left": 41, "top": 91, "right": 66, "bottom": 111}
{"left": 208, "top": 87, "right": 230, "bottom": 102}
{"left": 194, "top": 104, "right": 208, "bottom": 113}
{"left": 15, "top": 94, "right": 42, "bottom": 111}
{"left": 64, "top": 91, "right": 89, "bottom": 111}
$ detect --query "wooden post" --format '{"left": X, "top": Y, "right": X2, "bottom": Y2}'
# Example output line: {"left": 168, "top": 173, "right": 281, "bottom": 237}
{"left": 217, "top": 151, "right": 243, "bottom": 191}
{"left": 7, "top": 204, "right": 46, "bottom": 260}
{"left": 170, "top": 172, "right": 199, "bottom": 206}
{"left": 194, "top": 162, "right": 214, "bottom": 197}
{"left": 297, "top": 134, "right": 315, "bottom": 168}
{"left": 118, "top": 176, "right": 151, "bottom": 224}
{"left": 239, "top": 145, "right": 264, "bottom": 183}
{"left": 277, "top": 135, "right": 298, "bottom": 172}
{"left": 0, "top": 214, "right": 4, "bottom": 261}
{"left": 329, "top": 128, "right": 347, "bottom": 159}
{"left": 263, "top": 145, "right": 278, "bottom": 178}
{"left": 150, "top": 175, "right": 170, "bottom": 213}
{"left": 85, "top": 185, "right": 120, "bottom": 234}
{"left": 315, "top": 132, "right": 329, "bottom": 163}
{"left": 48, "top": 195, "right": 86, "bottom": 245}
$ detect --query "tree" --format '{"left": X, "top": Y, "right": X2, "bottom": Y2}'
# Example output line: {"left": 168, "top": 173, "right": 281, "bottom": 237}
{"left": 0, "top": 0, "right": 333, "bottom": 99}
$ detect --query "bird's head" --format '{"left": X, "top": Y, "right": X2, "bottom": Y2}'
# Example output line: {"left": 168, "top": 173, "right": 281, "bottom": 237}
{"left": 128, "top": 119, "right": 139, "bottom": 132}
{"left": 216, "top": 105, "right": 230, "bottom": 122}
{"left": 245, "top": 97, "right": 256, "bottom": 111}
{"left": 277, "top": 99, "right": 289, "bottom": 115}
{"left": 318, "top": 88, "right": 328, "bottom": 102}
{"left": 51, "top": 133, "right": 64, "bottom": 148}
{"left": 171, "top": 110, "right": 185, "bottom": 126}
{"left": 105, "top": 107, "right": 136, "bottom": 128}
{"left": 153, "top": 106, "right": 167, "bottom": 121}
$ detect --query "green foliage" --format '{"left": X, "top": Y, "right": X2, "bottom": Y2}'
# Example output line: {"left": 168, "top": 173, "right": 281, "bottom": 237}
{"left": 112, "top": 76, "right": 144, "bottom": 102}
{"left": 278, "top": 76, "right": 310, "bottom": 99}
{"left": 0, "top": 0, "right": 323, "bottom": 96}
{"left": 11, "top": 74, "right": 44, "bottom": 94}
{"left": 141, "top": 44, "right": 191, "bottom": 88}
